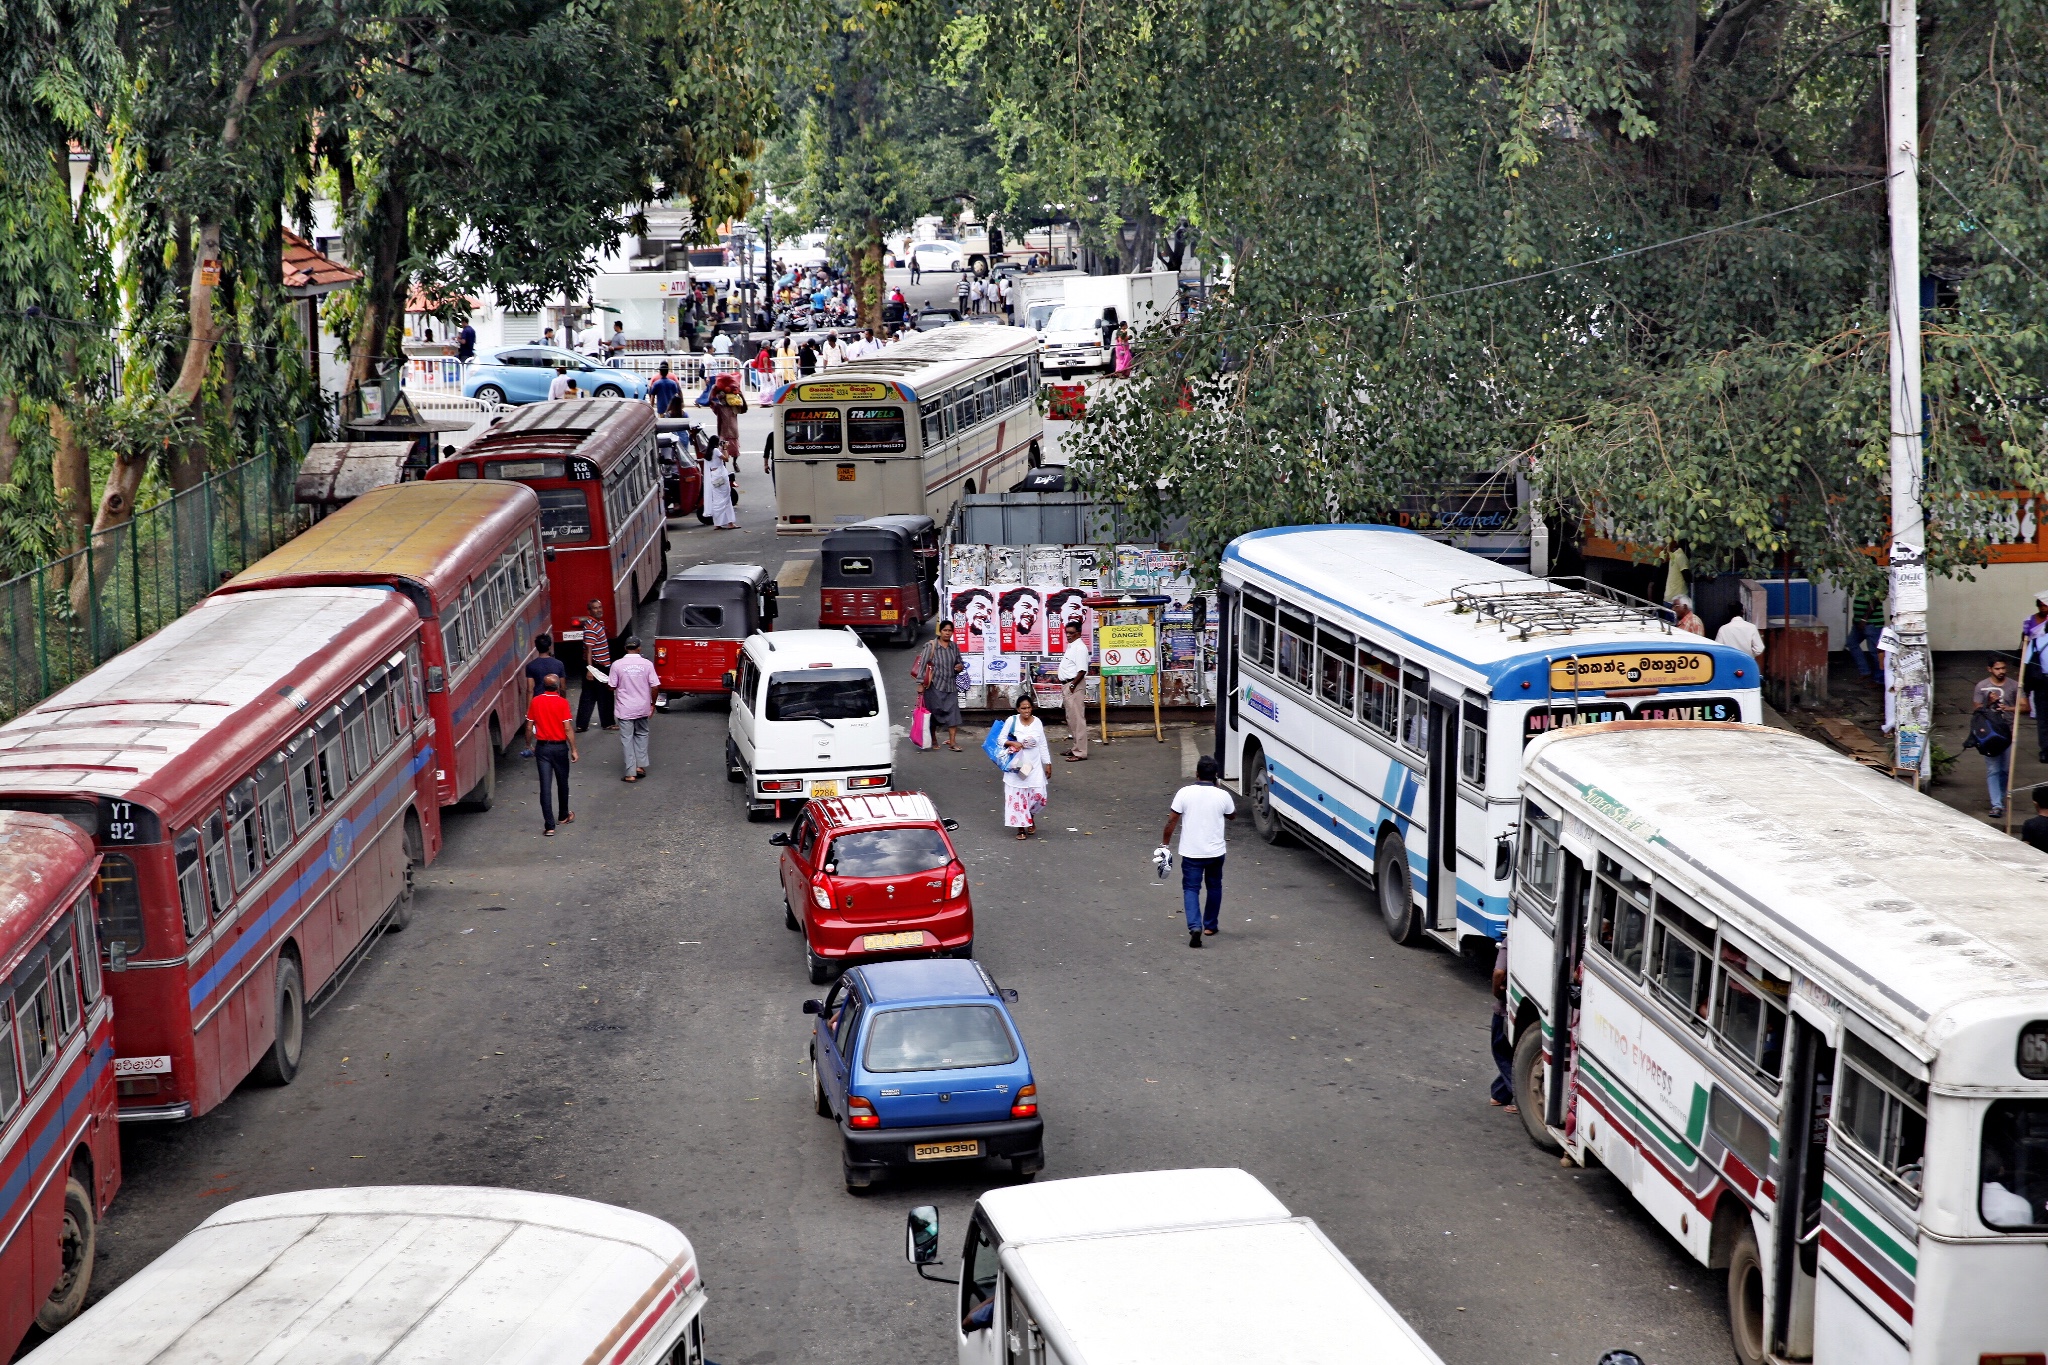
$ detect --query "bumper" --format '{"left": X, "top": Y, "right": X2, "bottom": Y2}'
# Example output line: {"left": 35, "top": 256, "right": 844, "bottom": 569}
{"left": 808, "top": 905, "right": 973, "bottom": 959}
{"left": 841, "top": 1116, "right": 1044, "bottom": 1172}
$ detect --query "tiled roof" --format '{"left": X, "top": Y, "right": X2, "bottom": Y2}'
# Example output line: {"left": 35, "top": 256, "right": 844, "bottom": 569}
{"left": 282, "top": 230, "right": 359, "bottom": 294}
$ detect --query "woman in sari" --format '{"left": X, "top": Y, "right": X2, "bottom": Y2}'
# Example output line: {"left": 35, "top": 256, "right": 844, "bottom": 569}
{"left": 997, "top": 694, "right": 1050, "bottom": 839}
{"left": 703, "top": 448, "right": 739, "bottom": 529}
{"left": 911, "top": 620, "right": 968, "bottom": 751}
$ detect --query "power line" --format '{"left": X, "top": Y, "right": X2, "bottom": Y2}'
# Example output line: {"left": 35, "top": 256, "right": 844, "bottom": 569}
{"left": 1928, "top": 170, "right": 2045, "bottom": 284}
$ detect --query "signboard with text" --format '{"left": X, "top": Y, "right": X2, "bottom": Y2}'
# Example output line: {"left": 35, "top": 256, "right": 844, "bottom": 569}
{"left": 1098, "top": 623, "right": 1157, "bottom": 675}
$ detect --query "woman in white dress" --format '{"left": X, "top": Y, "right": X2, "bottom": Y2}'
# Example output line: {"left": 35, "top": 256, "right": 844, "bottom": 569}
{"left": 997, "top": 694, "right": 1050, "bottom": 839}
{"left": 703, "top": 449, "right": 739, "bottom": 529}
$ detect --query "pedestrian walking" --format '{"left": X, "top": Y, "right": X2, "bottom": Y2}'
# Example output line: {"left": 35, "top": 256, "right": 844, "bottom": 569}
{"left": 911, "top": 620, "right": 968, "bottom": 751}
{"left": 574, "top": 600, "right": 617, "bottom": 733}
{"left": 1162, "top": 755, "right": 1236, "bottom": 949}
{"left": 1057, "top": 619, "right": 1091, "bottom": 760}
{"left": 548, "top": 365, "right": 571, "bottom": 401}
{"left": 2022, "top": 787, "right": 2048, "bottom": 856}
{"left": 1847, "top": 590, "right": 1884, "bottom": 680}
{"left": 456, "top": 321, "right": 476, "bottom": 362}
{"left": 527, "top": 674, "right": 578, "bottom": 836}
{"left": 956, "top": 275, "right": 971, "bottom": 315}
{"left": 1967, "top": 656, "right": 2018, "bottom": 818}
{"left": 909, "top": 254, "right": 922, "bottom": 285}
{"left": 1488, "top": 938, "right": 1516, "bottom": 1112}
{"left": 1112, "top": 324, "right": 1133, "bottom": 376}
{"left": 993, "top": 694, "right": 1050, "bottom": 839}
{"left": 647, "top": 361, "right": 682, "bottom": 417}
{"left": 519, "top": 633, "right": 566, "bottom": 757}
{"left": 603, "top": 637, "right": 659, "bottom": 781}
{"left": 1713, "top": 611, "right": 1765, "bottom": 661}
{"left": 698, "top": 371, "right": 746, "bottom": 467}
{"left": 704, "top": 447, "right": 739, "bottom": 529}
{"left": 2022, "top": 591, "right": 2048, "bottom": 761}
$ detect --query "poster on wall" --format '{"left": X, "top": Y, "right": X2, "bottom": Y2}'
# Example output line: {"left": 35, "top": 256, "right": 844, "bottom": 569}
{"left": 949, "top": 587, "right": 997, "bottom": 654}
{"left": 997, "top": 585, "right": 1048, "bottom": 653}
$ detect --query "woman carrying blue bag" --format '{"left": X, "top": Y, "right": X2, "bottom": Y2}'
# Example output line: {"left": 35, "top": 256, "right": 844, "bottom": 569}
{"left": 985, "top": 692, "right": 1051, "bottom": 840}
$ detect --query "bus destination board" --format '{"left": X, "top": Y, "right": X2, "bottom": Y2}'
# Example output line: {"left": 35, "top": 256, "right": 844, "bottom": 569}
{"left": 795, "top": 381, "right": 892, "bottom": 403}
{"left": 1549, "top": 651, "right": 1715, "bottom": 691}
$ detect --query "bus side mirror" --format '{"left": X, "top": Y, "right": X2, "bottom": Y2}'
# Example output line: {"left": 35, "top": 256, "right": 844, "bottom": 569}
{"left": 721, "top": 670, "right": 737, "bottom": 691}
{"left": 545, "top": 548, "right": 557, "bottom": 562}
{"left": 762, "top": 595, "right": 779, "bottom": 622}
{"left": 426, "top": 666, "right": 446, "bottom": 695}
{"left": 906, "top": 1206, "right": 941, "bottom": 1265}
{"left": 1494, "top": 834, "right": 1516, "bottom": 882}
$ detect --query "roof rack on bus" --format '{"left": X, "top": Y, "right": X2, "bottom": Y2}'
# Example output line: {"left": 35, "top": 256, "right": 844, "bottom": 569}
{"left": 1447, "top": 577, "right": 1671, "bottom": 640}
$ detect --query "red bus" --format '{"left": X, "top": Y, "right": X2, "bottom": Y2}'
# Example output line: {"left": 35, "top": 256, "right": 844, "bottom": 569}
{"left": 219, "top": 481, "right": 548, "bottom": 811}
{"left": 426, "top": 399, "right": 665, "bottom": 658}
{"left": 0, "top": 586, "right": 444, "bottom": 1122}
{"left": 0, "top": 812, "right": 118, "bottom": 1355}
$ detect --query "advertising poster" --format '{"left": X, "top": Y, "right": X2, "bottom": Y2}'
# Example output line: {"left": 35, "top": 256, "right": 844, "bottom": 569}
{"left": 1043, "top": 588, "right": 1094, "bottom": 657}
{"left": 949, "top": 587, "right": 997, "bottom": 655}
{"left": 998, "top": 585, "right": 1047, "bottom": 654}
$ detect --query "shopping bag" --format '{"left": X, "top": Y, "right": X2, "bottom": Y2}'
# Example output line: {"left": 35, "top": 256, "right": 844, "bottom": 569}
{"left": 982, "top": 716, "right": 1017, "bottom": 771}
{"left": 910, "top": 703, "right": 932, "bottom": 750}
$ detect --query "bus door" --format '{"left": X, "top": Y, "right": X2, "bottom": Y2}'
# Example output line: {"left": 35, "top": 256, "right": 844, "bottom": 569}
{"left": 1547, "top": 853, "right": 1589, "bottom": 1131}
{"left": 1216, "top": 584, "right": 1238, "bottom": 774}
{"left": 1771, "top": 1016, "right": 1836, "bottom": 1359}
{"left": 1425, "top": 691, "right": 1461, "bottom": 934}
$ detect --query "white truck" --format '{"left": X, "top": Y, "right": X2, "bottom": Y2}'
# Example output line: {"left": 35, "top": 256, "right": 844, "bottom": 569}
{"left": 905, "top": 1167, "right": 1447, "bottom": 1365}
{"left": 1037, "top": 271, "right": 1180, "bottom": 376}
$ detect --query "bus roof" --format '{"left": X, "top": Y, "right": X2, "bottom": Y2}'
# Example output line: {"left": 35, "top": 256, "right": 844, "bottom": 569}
{"left": 218, "top": 481, "right": 537, "bottom": 608}
{"left": 24, "top": 1186, "right": 699, "bottom": 1365}
{"left": 1223, "top": 525, "right": 1754, "bottom": 691}
{"left": 0, "top": 588, "right": 416, "bottom": 824}
{"left": 0, "top": 812, "right": 95, "bottom": 976}
{"left": 457, "top": 398, "right": 655, "bottom": 473}
{"left": 1524, "top": 722, "right": 2048, "bottom": 1049}
{"left": 775, "top": 325, "right": 1037, "bottom": 401}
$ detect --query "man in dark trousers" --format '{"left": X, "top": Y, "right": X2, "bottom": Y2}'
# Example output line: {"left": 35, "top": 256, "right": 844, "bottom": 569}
{"left": 2022, "top": 787, "right": 2048, "bottom": 856}
{"left": 1162, "top": 755, "right": 1236, "bottom": 949}
{"left": 574, "top": 598, "right": 617, "bottom": 733}
{"left": 1488, "top": 939, "right": 1516, "bottom": 1113}
{"left": 518, "top": 633, "right": 566, "bottom": 757}
{"left": 527, "top": 674, "right": 578, "bottom": 835}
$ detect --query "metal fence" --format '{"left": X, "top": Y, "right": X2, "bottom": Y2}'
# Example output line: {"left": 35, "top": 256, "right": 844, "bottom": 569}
{"left": 0, "top": 449, "right": 304, "bottom": 721}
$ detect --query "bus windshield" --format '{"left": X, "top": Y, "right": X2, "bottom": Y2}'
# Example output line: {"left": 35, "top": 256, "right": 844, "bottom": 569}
{"left": 536, "top": 487, "right": 593, "bottom": 544}
{"left": 765, "top": 669, "right": 878, "bottom": 721}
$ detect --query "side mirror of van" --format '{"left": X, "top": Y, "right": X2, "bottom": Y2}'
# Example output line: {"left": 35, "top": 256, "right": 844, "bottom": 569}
{"left": 768, "top": 832, "right": 792, "bottom": 847}
{"left": 802, "top": 999, "right": 823, "bottom": 1015}
{"left": 721, "top": 669, "right": 737, "bottom": 691}
{"left": 941, "top": 818, "right": 960, "bottom": 832}
{"left": 1494, "top": 832, "right": 1516, "bottom": 882}
{"left": 905, "top": 1206, "right": 941, "bottom": 1265}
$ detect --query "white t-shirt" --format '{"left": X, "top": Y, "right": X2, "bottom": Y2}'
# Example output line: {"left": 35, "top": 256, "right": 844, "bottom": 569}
{"left": 547, "top": 372, "right": 570, "bottom": 400}
{"left": 1172, "top": 783, "right": 1236, "bottom": 860}
{"left": 1058, "top": 636, "right": 1091, "bottom": 682}
{"left": 1715, "top": 615, "right": 1765, "bottom": 659}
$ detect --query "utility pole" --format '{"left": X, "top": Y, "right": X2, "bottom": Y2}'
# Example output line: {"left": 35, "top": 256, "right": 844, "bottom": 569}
{"left": 1885, "top": 0, "right": 1932, "bottom": 782}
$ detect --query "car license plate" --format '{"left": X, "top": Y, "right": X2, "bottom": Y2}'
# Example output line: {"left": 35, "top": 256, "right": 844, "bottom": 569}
{"left": 880, "top": 609, "right": 899, "bottom": 621}
{"left": 809, "top": 781, "right": 839, "bottom": 798}
{"left": 912, "top": 1140, "right": 981, "bottom": 1162}
{"left": 862, "top": 931, "right": 925, "bottom": 952}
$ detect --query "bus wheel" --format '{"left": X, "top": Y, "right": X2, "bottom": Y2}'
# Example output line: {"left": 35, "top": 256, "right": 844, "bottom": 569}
{"left": 389, "top": 812, "right": 423, "bottom": 932}
{"left": 1726, "top": 1224, "right": 1766, "bottom": 1365}
{"left": 252, "top": 955, "right": 305, "bottom": 1086}
{"left": 1512, "top": 1026, "right": 1561, "bottom": 1151}
{"left": 1375, "top": 832, "right": 1423, "bottom": 944}
{"left": 461, "top": 751, "right": 496, "bottom": 811}
{"left": 34, "top": 1174, "right": 94, "bottom": 1332}
{"left": 1246, "top": 750, "right": 1287, "bottom": 845}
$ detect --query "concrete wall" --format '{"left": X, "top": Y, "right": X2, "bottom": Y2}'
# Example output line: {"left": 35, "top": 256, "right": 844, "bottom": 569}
{"left": 1930, "top": 561, "right": 2041, "bottom": 652}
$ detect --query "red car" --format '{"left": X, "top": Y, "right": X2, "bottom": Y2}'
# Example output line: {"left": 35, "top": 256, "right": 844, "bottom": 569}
{"left": 770, "top": 793, "right": 972, "bottom": 984}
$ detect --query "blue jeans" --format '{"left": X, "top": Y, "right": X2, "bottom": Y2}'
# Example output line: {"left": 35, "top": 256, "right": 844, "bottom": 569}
{"left": 1987, "top": 746, "right": 2012, "bottom": 811}
{"left": 1182, "top": 855, "right": 1224, "bottom": 932}
{"left": 1847, "top": 622, "right": 1882, "bottom": 678}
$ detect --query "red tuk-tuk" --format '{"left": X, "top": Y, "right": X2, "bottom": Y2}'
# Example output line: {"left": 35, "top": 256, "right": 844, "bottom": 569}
{"left": 818, "top": 515, "right": 940, "bottom": 643}
{"left": 655, "top": 562, "right": 777, "bottom": 707}
{"left": 655, "top": 419, "right": 706, "bottom": 522}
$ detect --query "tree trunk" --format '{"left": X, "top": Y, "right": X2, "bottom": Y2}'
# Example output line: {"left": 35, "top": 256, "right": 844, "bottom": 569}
{"left": 0, "top": 391, "right": 18, "bottom": 486}
{"left": 350, "top": 179, "right": 407, "bottom": 390}
{"left": 1159, "top": 223, "right": 1189, "bottom": 272}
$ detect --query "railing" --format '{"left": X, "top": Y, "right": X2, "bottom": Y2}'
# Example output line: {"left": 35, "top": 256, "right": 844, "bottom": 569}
{"left": 0, "top": 449, "right": 304, "bottom": 722}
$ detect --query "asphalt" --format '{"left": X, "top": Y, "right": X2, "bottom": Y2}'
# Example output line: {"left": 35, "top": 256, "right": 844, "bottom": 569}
{"left": 50, "top": 317, "right": 1732, "bottom": 1365}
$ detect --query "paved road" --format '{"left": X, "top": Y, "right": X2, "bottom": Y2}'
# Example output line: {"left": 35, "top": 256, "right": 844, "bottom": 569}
{"left": 75, "top": 495, "right": 1731, "bottom": 1365}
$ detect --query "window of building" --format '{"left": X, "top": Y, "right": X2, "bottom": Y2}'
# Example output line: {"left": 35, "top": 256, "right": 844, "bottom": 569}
{"left": 1837, "top": 1033, "right": 1928, "bottom": 1202}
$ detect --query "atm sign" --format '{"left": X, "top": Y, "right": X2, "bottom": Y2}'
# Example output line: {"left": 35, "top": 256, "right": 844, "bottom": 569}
{"left": 1549, "top": 652, "right": 1714, "bottom": 690}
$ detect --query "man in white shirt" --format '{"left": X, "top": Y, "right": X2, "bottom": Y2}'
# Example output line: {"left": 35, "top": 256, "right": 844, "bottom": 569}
{"left": 547, "top": 365, "right": 571, "bottom": 401}
{"left": 1056, "top": 620, "right": 1091, "bottom": 759}
{"left": 1163, "top": 756, "right": 1236, "bottom": 948}
{"left": 710, "top": 330, "right": 733, "bottom": 357}
{"left": 1714, "top": 612, "right": 1765, "bottom": 661}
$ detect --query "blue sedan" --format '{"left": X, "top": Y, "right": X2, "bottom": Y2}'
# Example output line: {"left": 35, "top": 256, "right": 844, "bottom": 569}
{"left": 461, "top": 346, "right": 649, "bottom": 406}
{"left": 805, "top": 958, "right": 1043, "bottom": 1192}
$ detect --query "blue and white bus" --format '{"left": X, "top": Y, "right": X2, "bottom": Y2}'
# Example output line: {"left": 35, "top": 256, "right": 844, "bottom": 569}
{"left": 1217, "top": 525, "right": 1763, "bottom": 954}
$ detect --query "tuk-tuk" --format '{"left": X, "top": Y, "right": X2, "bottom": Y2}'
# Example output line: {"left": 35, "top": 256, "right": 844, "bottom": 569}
{"left": 654, "top": 563, "right": 777, "bottom": 707}
{"left": 818, "top": 515, "right": 940, "bottom": 643}
{"left": 654, "top": 419, "right": 707, "bottom": 523}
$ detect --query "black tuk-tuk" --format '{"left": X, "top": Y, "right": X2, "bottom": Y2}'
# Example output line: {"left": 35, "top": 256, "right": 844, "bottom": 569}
{"left": 818, "top": 515, "right": 940, "bottom": 643}
{"left": 654, "top": 562, "right": 777, "bottom": 705}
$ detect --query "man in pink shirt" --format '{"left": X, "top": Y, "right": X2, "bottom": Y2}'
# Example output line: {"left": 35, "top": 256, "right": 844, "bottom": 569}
{"left": 601, "top": 637, "right": 661, "bottom": 782}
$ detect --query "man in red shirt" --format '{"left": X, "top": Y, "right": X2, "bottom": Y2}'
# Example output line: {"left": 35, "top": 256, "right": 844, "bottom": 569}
{"left": 527, "top": 674, "right": 579, "bottom": 835}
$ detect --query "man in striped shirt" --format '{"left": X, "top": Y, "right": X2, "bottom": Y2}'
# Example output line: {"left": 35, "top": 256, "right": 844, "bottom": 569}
{"left": 575, "top": 598, "right": 618, "bottom": 732}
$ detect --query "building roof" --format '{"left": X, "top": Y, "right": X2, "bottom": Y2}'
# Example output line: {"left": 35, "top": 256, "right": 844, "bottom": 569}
{"left": 1524, "top": 722, "right": 2048, "bottom": 1050}
{"left": 24, "top": 1186, "right": 699, "bottom": 1365}
{"left": 0, "top": 812, "right": 96, "bottom": 979}
{"left": 281, "top": 230, "right": 360, "bottom": 297}
{"left": 812, "top": 792, "right": 940, "bottom": 831}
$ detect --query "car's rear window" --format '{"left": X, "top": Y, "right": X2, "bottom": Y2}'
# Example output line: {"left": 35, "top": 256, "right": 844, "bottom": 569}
{"left": 863, "top": 1005, "right": 1017, "bottom": 1073}
{"left": 827, "top": 827, "right": 951, "bottom": 877}
{"left": 766, "top": 669, "right": 878, "bottom": 721}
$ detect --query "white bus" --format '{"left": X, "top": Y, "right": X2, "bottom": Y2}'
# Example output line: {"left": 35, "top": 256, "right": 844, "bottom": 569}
{"left": 1218, "top": 525, "right": 1762, "bottom": 954}
{"left": 771, "top": 325, "right": 1043, "bottom": 532}
{"left": 1506, "top": 722, "right": 2048, "bottom": 1365}
{"left": 25, "top": 1186, "right": 709, "bottom": 1365}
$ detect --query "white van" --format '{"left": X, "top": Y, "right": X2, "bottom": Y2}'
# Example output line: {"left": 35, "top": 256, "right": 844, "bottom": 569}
{"left": 25, "top": 1186, "right": 708, "bottom": 1365}
{"left": 905, "top": 1168, "right": 1446, "bottom": 1365}
{"left": 724, "top": 627, "right": 893, "bottom": 818}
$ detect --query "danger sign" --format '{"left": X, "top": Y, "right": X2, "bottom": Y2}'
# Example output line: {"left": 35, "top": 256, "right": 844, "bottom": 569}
{"left": 1100, "top": 624, "right": 1156, "bottom": 676}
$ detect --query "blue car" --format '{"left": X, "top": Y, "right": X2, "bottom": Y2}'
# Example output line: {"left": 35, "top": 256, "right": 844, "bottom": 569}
{"left": 804, "top": 958, "right": 1043, "bottom": 1192}
{"left": 461, "top": 346, "right": 649, "bottom": 406}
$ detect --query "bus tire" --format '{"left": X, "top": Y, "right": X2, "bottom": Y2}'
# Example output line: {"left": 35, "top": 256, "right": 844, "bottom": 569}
{"left": 1726, "top": 1223, "right": 1766, "bottom": 1365}
{"left": 1512, "top": 1026, "right": 1561, "bottom": 1152}
{"left": 461, "top": 749, "right": 496, "bottom": 811}
{"left": 251, "top": 954, "right": 305, "bottom": 1086}
{"left": 1246, "top": 748, "right": 1287, "bottom": 846}
{"left": 33, "top": 1173, "right": 94, "bottom": 1332}
{"left": 389, "top": 811, "right": 423, "bottom": 932}
{"left": 1375, "top": 831, "right": 1423, "bottom": 944}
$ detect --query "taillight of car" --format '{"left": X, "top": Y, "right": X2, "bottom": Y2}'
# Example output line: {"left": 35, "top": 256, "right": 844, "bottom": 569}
{"left": 764, "top": 778, "right": 803, "bottom": 793}
{"left": 656, "top": 645, "right": 667, "bottom": 660}
{"left": 1010, "top": 1084, "right": 1037, "bottom": 1119}
{"left": 847, "top": 1095, "right": 880, "bottom": 1129}
{"left": 949, "top": 870, "right": 966, "bottom": 898}
{"left": 811, "top": 880, "right": 831, "bottom": 910}
{"left": 848, "top": 774, "right": 888, "bottom": 789}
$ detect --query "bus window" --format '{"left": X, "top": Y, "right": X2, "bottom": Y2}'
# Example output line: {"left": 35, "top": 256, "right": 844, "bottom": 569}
{"left": 1316, "top": 626, "right": 1355, "bottom": 714}
{"left": 1715, "top": 943, "right": 1788, "bottom": 1080}
{"left": 317, "top": 710, "right": 350, "bottom": 802}
{"left": 786, "top": 408, "right": 844, "bottom": 455}
{"left": 50, "top": 926, "right": 80, "bottom": 1036}
{"left": 486, "top": 458, "right": 565, "bottom": 480}
{"left": 226, "top": 779, "right": 262, "bottom": 889}
{"left": 174, "top": 832, "right": 207, "bottom": 941}
{"left": 1358, "top": 645, "right": 1399, "bottom": 736}
{"left": 287, "top": 732, "right": 321, "bottom": 828}
{"left": 0, "top": 1003, "right": 17, "bottom": 1120}
{"left": 1837, "top": 1033, "right": 1928, "bottom": 1199}
{"left": 256, "top": 755, "right": 293, "bottom": 860}
{"left": 1240, "top": 593, "right": 1274, "bottom": 671}
{"left": 1399, "top": 667, "right": 1429, "bottom": 752}
{"left": 537, "top": 487, "right": 593, "bottom": 545}
{"left": 1979, "top": 1100, "right": 2048, "bottom": 1229}
{"left": 1459, "top": 698, "right": 1487, "bottom": 789}
{"left": 89, "top": 853, "right": 144, "bottom": 965}
{"left": 73, "top": 893, "right": 100, "bottom": 1001}
{"left": 1518, "top": 800, "right": 1562, "bottom": 904}
{"left": 1593, "top": 854, "right": 1648, "bottom": 974}
{"left": 1275, "top": 607, "right": 1313, "bottom": 691}
{"left": 920, "top": 408, "right": 943, "bottom": 449}
{"left": 365, "top": 675, "right": 394, "bottom": 755}
{"left": 342, "top": 691, "right": 372, "bottom": 779}
{"left": 847, "top": 406, "right": 908, "bottom": 454}
{"left": 1648, "top": 896, "right": 1713, "bottom": 1024}
{"left": 201, "top": 812, "right": 234, "bottom": 916}
{"left": 14, "top": 963, "right": 54, "bottom": 1087}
